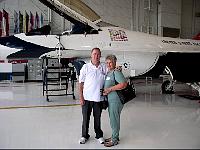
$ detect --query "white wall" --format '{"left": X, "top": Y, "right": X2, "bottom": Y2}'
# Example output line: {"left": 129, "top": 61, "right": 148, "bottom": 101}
{"left": 83, "top": 0, "right": 132, "bottom": 30}
{"left": 134, "top": 0, "right": 158, "bottom": 34}
{"left": 181, "top": 0, "right": 200, "bottom": 39}
{"left": 181, "top": 0, "right": 194, "bottom": 39}
{"left": 194, "top": 0, "right": 200, "bottom": 35}
{"left": 158, "top": 0, "right": 182, "bottom": 36}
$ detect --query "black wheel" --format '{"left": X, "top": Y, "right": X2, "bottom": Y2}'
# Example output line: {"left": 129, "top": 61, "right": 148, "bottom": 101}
{"left": 161, "top": 80, "right": 174, "bottom": 94}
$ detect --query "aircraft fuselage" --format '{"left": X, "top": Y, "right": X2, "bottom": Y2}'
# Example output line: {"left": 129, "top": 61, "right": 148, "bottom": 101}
{"left": 59, "top": 26, "right": 200, "bottom": 79}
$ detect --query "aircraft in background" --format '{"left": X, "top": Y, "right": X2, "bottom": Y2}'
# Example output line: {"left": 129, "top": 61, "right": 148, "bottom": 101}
{"left": 1, "top": 0, "right": 200, "bottom": 96}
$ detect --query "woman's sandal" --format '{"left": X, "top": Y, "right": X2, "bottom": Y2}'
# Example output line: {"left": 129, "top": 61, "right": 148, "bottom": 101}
{"left": 105, "top": 137, "right": 120, "bottom": 142}
{"left": 104, "top": 140, "right": 118, "bottom": 147}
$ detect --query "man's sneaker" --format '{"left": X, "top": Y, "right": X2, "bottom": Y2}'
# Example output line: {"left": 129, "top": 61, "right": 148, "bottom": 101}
{"left": 79, "top": 137, "right": 88, "bottom": 144}
{"left": 97, "top": 137, "right": 104, "bottom": 144}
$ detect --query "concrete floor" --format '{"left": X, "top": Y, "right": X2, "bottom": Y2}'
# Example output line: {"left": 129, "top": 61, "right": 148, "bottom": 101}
{"left": 0, "top": 79, "right": 200, "bottom": 149}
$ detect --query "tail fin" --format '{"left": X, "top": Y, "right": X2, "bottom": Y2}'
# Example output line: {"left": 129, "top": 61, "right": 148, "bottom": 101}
{"left": 25, "top": 25, "right": 51, "bottom": 36}
{"left": 192, "top": 33, "right": 200, "bottom": 40}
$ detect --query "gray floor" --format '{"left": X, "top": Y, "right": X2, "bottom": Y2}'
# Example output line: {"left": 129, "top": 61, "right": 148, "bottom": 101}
{"left": 0, "top": 79, "right": 200, "bottom": 149}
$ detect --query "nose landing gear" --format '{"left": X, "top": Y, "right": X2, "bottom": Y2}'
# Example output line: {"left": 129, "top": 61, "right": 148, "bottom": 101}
{"left": 161, "top": 80, "right": 175, "bottom": 94}
{"left": 160, "top": 66, "right": 175, "bottom": 94}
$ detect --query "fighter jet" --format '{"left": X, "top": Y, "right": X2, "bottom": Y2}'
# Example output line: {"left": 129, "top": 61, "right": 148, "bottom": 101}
{"left": 1, "top": 0, "right": 200, "bottom": 95}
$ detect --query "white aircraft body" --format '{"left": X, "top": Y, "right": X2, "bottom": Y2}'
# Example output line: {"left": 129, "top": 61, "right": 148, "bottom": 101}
{"left": 1, "top": 0, "right": 200, "bottom": 95}
{"left": 11, "top": 23, "right": 200, "bottom": 77}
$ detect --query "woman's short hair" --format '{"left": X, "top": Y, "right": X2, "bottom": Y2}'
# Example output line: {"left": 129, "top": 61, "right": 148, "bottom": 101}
{"left": 105, "top": 55, "right": 117, "bottom": 63}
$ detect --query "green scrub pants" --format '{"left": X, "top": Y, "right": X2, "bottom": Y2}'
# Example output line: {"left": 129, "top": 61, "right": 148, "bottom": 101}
{"left": 108, "top": 102, "right": 123, "bottom": 142}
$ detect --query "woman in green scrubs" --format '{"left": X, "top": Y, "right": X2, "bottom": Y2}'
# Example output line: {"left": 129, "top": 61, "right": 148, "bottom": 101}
{"left": 103, "top": 55, "right": 127, "bottom": 147}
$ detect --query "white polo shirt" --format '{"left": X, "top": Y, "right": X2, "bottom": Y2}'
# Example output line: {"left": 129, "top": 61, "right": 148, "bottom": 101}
{"left": 79, "top": 62, "right": 107, "bottom": 102}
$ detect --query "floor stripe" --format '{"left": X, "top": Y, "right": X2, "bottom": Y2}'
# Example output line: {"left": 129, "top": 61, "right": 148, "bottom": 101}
{"left": 0, "top": 103, "right": 80, "bottom": 110}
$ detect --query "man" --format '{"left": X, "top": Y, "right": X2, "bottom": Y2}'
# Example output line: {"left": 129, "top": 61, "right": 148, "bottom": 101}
{"left": 78, "top": 48, "right": 107, "bottom": 144}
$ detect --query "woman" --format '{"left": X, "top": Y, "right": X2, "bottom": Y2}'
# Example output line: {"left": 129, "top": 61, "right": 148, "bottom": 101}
{"left": 103, "top": 55, "right": 127, "bottom": 147}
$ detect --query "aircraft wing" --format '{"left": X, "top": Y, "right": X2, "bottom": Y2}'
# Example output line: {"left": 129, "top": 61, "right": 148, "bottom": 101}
{"left": 39, "top": 49, "right": 91, "bottom": 59}
{"left": 0, "top": 33, "right": 58, "bottom": 59}
{"left": 39, "top": 48, "right": 130, "bottom": 59}
{"left": 13, "top": 33, "right": 59, "bottom": 48}
{"left": 0, "top": 44, "right": 22, "bottom": 62}
{"left": 38, "top": 0, "right": 102, "bottom": 30}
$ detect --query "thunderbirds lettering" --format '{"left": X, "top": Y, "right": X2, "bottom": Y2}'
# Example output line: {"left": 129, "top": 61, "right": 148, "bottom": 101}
{"left": 162, "top": 40, "right": 200, "bottom": 46}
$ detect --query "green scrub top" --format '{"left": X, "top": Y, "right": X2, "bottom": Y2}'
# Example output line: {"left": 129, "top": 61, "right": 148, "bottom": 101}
{"left": 104, "top": 70, "right": 126, "bottom": 103}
